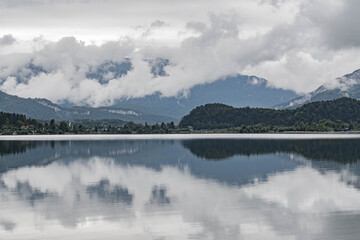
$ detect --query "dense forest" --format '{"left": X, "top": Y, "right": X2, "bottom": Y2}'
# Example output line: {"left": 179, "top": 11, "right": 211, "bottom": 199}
{"left": 179, "top": 97, "right": 360, "bottom": 132}
{"left": 0, "top": 111, "right": 181, "bottom": 135}
{"left": 1, "top": 97, "right": 360, "bottom": 134}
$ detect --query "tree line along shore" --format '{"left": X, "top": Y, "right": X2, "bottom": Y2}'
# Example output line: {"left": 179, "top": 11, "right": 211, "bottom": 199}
{"left": 1, "top": 97, "right": 360, "bottom": 135}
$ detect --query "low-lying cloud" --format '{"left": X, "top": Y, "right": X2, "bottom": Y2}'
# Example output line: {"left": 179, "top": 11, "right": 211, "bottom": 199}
{"left": 0, "top": 34, "right": 15, "bottom": 45}
{"left": 0, "top": 0, "right": 360, "bottom": 106}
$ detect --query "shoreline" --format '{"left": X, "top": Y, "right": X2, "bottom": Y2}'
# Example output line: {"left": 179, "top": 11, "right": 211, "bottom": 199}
{"left": 1, "top": 133, "right": 360, "bottom": 141}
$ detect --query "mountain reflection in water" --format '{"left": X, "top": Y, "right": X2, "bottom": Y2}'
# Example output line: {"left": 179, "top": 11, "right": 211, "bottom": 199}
{"left": 0, "top": 138, "right": 360, "bottom": 240}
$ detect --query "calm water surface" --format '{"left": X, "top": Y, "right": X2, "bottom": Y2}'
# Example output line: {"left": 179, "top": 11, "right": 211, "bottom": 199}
{"left": 1, "top": 137, "right": 360, "bottom": 239}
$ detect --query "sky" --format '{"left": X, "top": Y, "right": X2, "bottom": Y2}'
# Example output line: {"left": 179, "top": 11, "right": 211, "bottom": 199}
{"left": 0, "top": 0, "right": 360, "bottom": 106}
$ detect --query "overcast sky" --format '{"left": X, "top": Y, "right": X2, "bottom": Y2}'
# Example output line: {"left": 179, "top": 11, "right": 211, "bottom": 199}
{"left": 0, "top": 0, "right": 360, "bottom": 106}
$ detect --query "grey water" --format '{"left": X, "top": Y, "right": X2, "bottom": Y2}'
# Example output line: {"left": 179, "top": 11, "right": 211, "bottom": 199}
{"left": 1, "top": 137, "right": 360, "bottom": 239}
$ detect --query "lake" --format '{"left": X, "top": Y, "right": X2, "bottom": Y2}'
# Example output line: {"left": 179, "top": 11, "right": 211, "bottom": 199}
{"left": 1, "top": 134, "right": 360, "bottom": 239}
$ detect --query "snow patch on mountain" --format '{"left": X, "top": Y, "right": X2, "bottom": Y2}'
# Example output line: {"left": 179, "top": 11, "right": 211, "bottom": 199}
{"left": 102, "top": 109, "right": 140, "bottom": 116}
{"left": 36, "top": 100, "right": 61, "bottom": 112}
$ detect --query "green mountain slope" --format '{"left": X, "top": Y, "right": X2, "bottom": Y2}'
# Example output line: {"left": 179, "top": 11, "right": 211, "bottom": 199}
{"left": 179, "top": 97, "right": 360, "bottom": 129}
{"left": 0, "top": 91, "right": 175, "bottom": 124}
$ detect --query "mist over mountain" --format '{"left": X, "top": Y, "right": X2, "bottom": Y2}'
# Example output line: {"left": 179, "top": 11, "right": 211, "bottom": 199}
{"left": 61, "top": 58, "right": 298, "bottom": 118}
{"left": 0, "top": 56, "right": 298, "bottom": 120}
{"left": 5, "top": 56, "right": 360, "bottom": 122}
{"left": 0, "top": 72, "right": 298, "bottom": 122}
{"left": 6, "top": 57, "right": 360, "bottom": 121}
{"left": 114, "top": 74, "right": 298, "bottom": 118}
{"left": 275, "top": 69, "right": 360, "bottom": 109}
{"left": 0, "top": 90, "right": 175, "bottom": 124}
{"left": 85, "top": 59, "right": 133, "bottom": 84}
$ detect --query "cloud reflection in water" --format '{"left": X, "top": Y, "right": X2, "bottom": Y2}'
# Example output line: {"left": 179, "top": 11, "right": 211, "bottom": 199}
{"left": 1, "top": 153, "right": 360, "bottom": 239}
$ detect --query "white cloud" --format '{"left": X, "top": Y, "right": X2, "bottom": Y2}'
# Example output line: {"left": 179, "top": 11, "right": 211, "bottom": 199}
{"left": 0, "top": 0, "right": 360, "bottom": 105}
{"left": 0, "top": 34, "right": 15, "bottom": 45}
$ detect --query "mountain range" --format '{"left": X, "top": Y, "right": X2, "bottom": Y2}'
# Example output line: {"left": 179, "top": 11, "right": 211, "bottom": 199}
{"left": 1, "top": 57, "right": 360, "bottom": 123}
{"left": 113, "top": 75, "right": 298, "bottom": 119}
{"left": 59, "top": 59, "right": 299, "bottom": 117}
{"left": 0, "top": 65, "right": 299, "bottom": 123}
{"left": 275, "top": 69, "right": 360, "bottom": 109}
{"left": 0, "top": 91, "right": 176, "bottom": 124}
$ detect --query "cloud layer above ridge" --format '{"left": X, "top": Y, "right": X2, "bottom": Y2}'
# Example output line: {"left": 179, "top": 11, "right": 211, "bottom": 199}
{"left": 1, "top": 0, "right": 360, "bottom": 106}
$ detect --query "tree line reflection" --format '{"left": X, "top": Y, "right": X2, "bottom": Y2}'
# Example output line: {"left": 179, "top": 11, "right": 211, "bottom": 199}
{"left": 181, "top": 139, "right": 360, "bottom": 162}
{"left": 0, "top": 138, "right": 360, "bottom": 174}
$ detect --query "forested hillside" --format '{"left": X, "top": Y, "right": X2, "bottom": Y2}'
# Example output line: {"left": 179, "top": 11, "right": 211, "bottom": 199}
{"left": 0, "top": 111, "right": 178, "bottom": 135}
{"left": 2, "top": 97, "right": 360, "bottom": 134}
{"left": 179, "top": 97, "right": 360, "bottom": 131}
{"left": 0, "top": 90, "right": 175, "bottom": 124}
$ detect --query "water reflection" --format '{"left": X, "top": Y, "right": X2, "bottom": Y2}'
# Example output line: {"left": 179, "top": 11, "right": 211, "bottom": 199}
{"left": 87, "top": 179, "right": 134, "bottom": 205}
{"left": 182, "top": 139, "right": 360, "bottom": 162}
{"left": 0, "top": 138, "right": 360, "bottom": 239}
{"left": 0, "top": 141, "right": 39, "bottom": 157}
